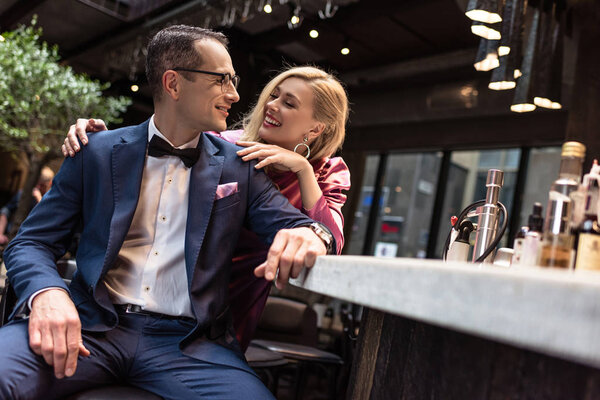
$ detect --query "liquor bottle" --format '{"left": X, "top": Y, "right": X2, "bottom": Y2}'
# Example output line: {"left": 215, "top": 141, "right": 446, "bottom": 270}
{"left": 540, "top": 141, "right": 586, "bottom": 268}
{"left": 570, "top": 161, "right": 600, "bottom": 227}
{"left": 521, "top": 203, "right": 543, "bottom": 266}
{"left": 511, "top": 226, "right": 528, "bottom": 266}
{"left": 573, "top": 165, "right": 600, "bottom": 270}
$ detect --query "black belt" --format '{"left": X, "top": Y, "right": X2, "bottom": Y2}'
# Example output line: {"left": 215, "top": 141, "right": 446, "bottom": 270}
{"left": 115, "top": 304, "right": 196, "bottom": 323}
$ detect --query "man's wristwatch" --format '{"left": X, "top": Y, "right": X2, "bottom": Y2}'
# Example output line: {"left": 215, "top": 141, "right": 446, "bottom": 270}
{"left": 308, "top": 222, "right": 334, "bottom": 254}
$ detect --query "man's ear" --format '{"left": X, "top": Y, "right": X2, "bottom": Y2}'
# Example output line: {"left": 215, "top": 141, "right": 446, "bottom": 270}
{"left": 162, "top": 70, "right": 180, "bottom": 100}
{"left": 308, "top": 122, "right": 326, "bottom": 140}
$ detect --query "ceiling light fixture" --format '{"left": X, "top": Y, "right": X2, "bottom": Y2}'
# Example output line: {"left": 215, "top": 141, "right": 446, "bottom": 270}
{"left": 471, "top": 21, "right": 502, "bottom": 40}
{"left": 130, "top": 84, "right": 139, "bottom": 92}
{"left": 340, "top": 36, "right": 351, "bottom": 55}
{"left": 511, "top": 1, "right": 541, "bottom": 113}
{"left": 489, "top": 56, "right": 517, "bottom": 90}
{"left": 263, "top": 0, "right": 273, "bottom": 14}
{"left": 489, "top": 0, "right": 525, "bottom": 90}
{"left": 474, "top": 38, "right": 500, "bottom": 71}
{"left": 287, "top": 4, "right": 303, "bottom": 29}
{"left": 465, "top": 0, "right": 503, "bottom": 23}
{"left": 532, "top": 0, "right": 564, "bottom": 110}
{"left": 499, "top": 0, "right": 525, "bottom": 66}
{"left": 309, "top": 29, "right": 319, "bottom": 38}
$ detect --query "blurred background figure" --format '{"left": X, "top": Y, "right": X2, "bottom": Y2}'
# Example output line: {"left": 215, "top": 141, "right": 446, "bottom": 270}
{"left": 0, "top": 166, "right": 54, "bottom": 246}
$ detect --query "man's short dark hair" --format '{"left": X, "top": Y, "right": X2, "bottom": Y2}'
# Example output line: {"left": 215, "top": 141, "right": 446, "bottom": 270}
{"left": 146, "top": 25, "right": 229, "bottom": 101}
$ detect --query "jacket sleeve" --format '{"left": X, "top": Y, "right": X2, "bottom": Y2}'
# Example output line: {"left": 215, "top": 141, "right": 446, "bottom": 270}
{"left": 243, "top": 160, "right": 327, "bottom": 247}
{"left": 4, "top": 153, "right": 84, "bottom": 316}
{"left": 301, "top": 157, "right": 351, "bottom": 254}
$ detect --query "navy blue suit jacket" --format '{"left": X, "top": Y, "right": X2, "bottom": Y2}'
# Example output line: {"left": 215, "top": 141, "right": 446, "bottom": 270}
{"left": 4, "top": 119, "right": 318, "bottom": 369}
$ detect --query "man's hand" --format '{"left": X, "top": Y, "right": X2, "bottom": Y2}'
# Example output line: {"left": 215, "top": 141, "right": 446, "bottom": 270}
{"left": 29, "top": 289, "right": 90, "bottom": 379}
{"left": 61, "top": 118, "right": 107, "bottom": 157}
{"left": 254, "top": 227, "right": 326, "bottom": 289}
{"left": 0, "top": 234, "right": 8, "bottom": 246}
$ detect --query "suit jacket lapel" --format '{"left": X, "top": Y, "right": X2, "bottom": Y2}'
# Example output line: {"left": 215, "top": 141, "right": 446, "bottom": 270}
{"left": 185, "top": 133, "right": 224, "bottom": 285}
{"left": 101, "top": 120, "right": 149, "bottom": 275}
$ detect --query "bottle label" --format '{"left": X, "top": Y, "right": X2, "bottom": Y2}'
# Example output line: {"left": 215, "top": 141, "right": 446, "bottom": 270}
{"left": 575, "top": 233, "right": 600, "bottom": 270}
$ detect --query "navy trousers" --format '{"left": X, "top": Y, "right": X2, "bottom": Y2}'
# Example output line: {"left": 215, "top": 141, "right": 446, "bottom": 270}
{"left": 0, "top": 310, "right": 275, "bottom": 400}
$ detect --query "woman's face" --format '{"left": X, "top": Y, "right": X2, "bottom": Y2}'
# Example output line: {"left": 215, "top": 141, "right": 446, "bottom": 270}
{"left": 257, "top": 77, "right": 322, "bottom": 151}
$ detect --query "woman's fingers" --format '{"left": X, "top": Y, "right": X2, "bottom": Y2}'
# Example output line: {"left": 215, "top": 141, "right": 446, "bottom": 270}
{"left": 235, "top": 140, "right": 258, "bottom": 147}
{"left": 64, "top": 118, "right": 108, "bottom": 157}
{"left": 236, "top": 144, "right": 266, "bottom": 156}
{"left": 241, "top": 149, "right": 274, "bottom": 161}
{"left": 89, "top": 118, "right": 107, "bottom": 133}
{"left": 254, "top": 156, "right": 279, "bottom": 169}
{"left": 63, "top": 138, "right": 74, "bottom": 157}
{"left": 67, "top": 124, "right": 81, "bottom": 153}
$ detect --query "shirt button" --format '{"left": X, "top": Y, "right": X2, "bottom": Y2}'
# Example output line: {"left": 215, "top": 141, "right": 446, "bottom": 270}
{"left": 143, "top": 286, "right": 150, "bottom": 292}
{"left": 160, "top": 215, "right": 167, "bottom": 222}
{"left": 167, "top": 178, "right": 173, "bottom": 184}
{"left": 153, "top": 250, "right": 159, "bottom": 256}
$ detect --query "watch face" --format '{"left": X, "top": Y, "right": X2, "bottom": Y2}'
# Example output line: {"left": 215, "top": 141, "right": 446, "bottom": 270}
{"left": 311, "top": 223, "right": 333, "bottom": 252}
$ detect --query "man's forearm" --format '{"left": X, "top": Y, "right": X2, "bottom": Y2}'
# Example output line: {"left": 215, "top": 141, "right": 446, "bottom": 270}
{"left": 4, "top": 153, "right": 83, "bottom": 310}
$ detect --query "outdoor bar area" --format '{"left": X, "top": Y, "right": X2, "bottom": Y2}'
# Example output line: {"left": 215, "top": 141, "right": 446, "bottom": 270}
{"left": 1, "top": 0, "right": 600, "bottom": 399}
{"left": 292, "top": 256, "right": 600, "bottom": 399}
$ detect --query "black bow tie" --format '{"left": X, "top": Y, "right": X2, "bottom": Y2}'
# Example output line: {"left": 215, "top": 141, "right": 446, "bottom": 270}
{"left": 148, "top": 135, "right": 200, "bottom": 168}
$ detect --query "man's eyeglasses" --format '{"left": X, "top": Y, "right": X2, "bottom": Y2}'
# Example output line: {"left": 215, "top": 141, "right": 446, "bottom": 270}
{"left": 173, "top": 68, "right": 240, "bottom": 93}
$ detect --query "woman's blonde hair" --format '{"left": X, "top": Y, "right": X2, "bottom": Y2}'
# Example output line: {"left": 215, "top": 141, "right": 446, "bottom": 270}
{"left": 241, "top": 66, "right": 349, "bottom": 160}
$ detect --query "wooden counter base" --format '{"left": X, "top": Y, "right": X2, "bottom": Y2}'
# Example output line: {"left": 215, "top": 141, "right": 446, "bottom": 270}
{"left": 349, "top": 308, "right": 600, "bottom": 400}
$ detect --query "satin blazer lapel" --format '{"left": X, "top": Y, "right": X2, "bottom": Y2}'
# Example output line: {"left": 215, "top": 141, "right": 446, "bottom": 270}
{"left": 101, "top": 121, "right": 148, "bottom": 277}
{"left": 185, "top": 133, "right": 224, "bottom": 285}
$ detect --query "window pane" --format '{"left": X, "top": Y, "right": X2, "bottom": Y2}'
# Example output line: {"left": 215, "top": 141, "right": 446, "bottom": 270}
{"left": 346, "top": 155, "right": 381, "bottom": 255}
{"left": 372, "top": 152, "right": 442, "bottom": 258}
{"left": 505, "top": 149, "right": 521, "bottom": 168}
{"left": 518, "top": 147, "right": 561, "bottom": 229}
{"left": 434, "top": 148, "right": 521, "bottom": 258}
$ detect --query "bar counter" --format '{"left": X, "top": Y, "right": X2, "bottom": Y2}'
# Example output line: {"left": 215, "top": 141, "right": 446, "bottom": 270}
{"left": 290, "top": 256, "right": 600, "bottom": 399}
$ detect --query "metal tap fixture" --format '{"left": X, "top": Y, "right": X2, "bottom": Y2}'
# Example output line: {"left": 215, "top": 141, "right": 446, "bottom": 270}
{"left": 473, "top": 169, "right": 504, "bottom": 262}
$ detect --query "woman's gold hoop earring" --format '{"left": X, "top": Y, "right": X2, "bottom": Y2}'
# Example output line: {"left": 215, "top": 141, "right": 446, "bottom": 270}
{"left": 293, "top": 137, "right": 310, "bottom": 159}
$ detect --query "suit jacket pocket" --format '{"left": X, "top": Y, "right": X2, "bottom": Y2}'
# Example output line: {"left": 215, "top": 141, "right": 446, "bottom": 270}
{"left": 212, "top": 192, "right": 240, "bottom": 212}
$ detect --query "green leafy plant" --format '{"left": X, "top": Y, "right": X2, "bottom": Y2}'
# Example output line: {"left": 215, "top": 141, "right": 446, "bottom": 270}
{"left": 0, "top": 17, "right": 131, "bottom": 236}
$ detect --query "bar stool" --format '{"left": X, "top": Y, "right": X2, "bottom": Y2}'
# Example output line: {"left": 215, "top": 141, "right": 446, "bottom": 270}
{"left": 251, "top": 297, "right": 344, "bottom": 400}
{"left": 246, "top": 342, "right": 288, "bottom": 394}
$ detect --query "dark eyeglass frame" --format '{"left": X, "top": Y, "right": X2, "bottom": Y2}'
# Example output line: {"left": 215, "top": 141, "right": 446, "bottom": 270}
{"left": 172, "top": 67, "right": 240, "bottom": 92}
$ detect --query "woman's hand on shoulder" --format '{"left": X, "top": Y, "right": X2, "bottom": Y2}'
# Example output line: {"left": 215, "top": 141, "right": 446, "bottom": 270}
{"left": 236, "top": 141, "right": 311, "bottom": 174}
{"left": 61, "top": 118, "right": 107, "bottom": 157}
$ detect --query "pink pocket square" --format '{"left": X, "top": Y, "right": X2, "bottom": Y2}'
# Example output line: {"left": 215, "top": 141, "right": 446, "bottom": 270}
{"left": 215, "top": 182, "right": 238, "bottom": 200}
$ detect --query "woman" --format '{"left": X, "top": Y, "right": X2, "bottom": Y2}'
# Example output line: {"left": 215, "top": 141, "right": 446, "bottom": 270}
{"left": 62, "top": 66, "right": 350, "bottom": 350}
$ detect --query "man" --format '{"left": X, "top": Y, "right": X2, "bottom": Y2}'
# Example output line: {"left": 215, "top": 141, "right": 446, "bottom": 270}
{"left": 0, "top": 166, "right": 54, "bottom": 245}
{"left": 0, "top": 25, "right": 333, "bottom": 399}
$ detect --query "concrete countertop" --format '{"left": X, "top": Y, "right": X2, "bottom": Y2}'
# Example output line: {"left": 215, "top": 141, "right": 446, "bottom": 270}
{"left": 290, "top": 256, "right": 600, "bottom": 369}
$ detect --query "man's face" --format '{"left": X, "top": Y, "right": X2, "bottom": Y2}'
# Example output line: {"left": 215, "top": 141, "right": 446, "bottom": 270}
{"left": 177, "top": 39, "right": 240, "bottom": 133}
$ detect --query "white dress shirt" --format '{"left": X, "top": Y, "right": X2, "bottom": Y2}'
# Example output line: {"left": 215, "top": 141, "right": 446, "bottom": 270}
{"left": 103, "top": 115, "right": 199, "bottom": 318}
